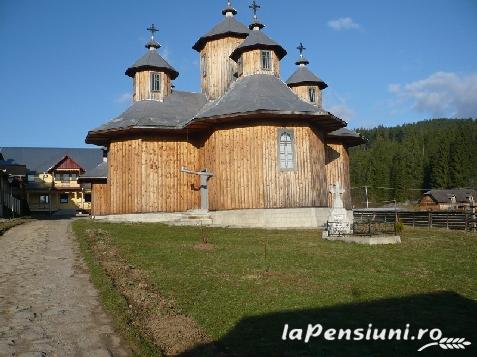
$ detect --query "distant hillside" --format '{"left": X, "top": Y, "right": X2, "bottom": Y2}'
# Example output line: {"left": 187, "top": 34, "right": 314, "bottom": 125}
{"left": 348, "top": 119, "right": 477, "bottom": 206}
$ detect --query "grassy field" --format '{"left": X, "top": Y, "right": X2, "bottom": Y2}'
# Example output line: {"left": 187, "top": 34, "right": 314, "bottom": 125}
{"left": 73, "top": 220, "right": 477, "bottom": 356}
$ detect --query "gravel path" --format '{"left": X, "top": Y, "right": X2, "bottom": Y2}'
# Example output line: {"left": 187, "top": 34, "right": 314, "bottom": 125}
{"left": 0, "top": 219, "right": 130, "bottom": 357}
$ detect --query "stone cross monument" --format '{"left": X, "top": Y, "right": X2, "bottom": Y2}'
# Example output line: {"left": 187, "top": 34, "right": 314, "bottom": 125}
{"left": 324, "top": 181, "right": 353, "bottom": 236}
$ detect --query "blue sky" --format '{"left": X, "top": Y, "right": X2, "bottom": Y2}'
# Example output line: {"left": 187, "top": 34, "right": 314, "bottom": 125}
{"left": 1, "top": 0, "right": 476, "bottom": 148}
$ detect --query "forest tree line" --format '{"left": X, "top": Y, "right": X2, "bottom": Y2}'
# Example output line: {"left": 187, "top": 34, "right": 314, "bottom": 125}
{"left": 348, "top": 119, "right": 477, "bottom": 206}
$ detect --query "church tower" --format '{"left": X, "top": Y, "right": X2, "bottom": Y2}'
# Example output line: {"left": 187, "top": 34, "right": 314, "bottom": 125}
{"left": 286, "top": 43, "right": 328, "bottom": 108}
{"left": 193, "top": 1, "right": 250, "bottom": 100}
{"left": 125, "top": 25, "right": 179, "bottom": 102}
{"left": 230, "top": 1, "right": 287, "bottom": 78}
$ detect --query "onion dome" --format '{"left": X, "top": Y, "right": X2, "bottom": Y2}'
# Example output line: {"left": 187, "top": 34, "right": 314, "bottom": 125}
{"left": 125, "top": 24, "right": 179, "bottom": 80}
{"left": 193, "top": 1, "right": 249, "bottom": 52}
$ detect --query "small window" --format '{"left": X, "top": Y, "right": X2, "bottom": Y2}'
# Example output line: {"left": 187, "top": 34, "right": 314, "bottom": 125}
{"left": 278, "top": 130, "right": 295, "bottom": 170}
{"left": 71, "top": 173, "right": 78, "bottom": 181}
{"left": 54, "top": 174, "right": 61, "bottom": 181}
{"left": 308, "top": 87, "right": 317, "bottom": 103}
{"left": 261, "top": 50, "right": 272, "bottom": 70}
{"left": 62, "top": 174, "right": 69, "bottom": 182}
{"left": 84, "top": 193, "right": 92, "bottom": 203}
{"left": 151, "top": 72, "right": 161, "bottom": 92}
{"left": 39, "top": 195, "right": 49, "bottom": 204}
{"left": 28, "top": 175, "right": 35, "bottom": 182}
{"left": 60, "top": 194, "right": 68, "bottom": 204}
{"left": 201, "top": 54, "right": 207, "bottom": 77}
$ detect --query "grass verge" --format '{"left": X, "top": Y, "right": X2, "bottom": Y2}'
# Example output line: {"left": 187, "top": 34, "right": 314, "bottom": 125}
{"left": 73, "top": 220, "right": 477, "bottom": 356}
{"left": 73, "top": 221, "right": 162, "bottom": 356}
{"left": 0, "top": 218, "right": 29, "bottom": 236}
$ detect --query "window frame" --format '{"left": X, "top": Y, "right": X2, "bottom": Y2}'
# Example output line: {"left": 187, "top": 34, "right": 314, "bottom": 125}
{"left": 261, "top": 50, "right": 272, "bottom": 71}
{"left": 277, "top": 129, "right": 296, "bottom": 171}
{"left": 150, "top": 72, "right": 161, "bottom": 92}
{"left": 308, "top": 86, "right": 317, "bottom": 103}
{"left": 59, "top": 193, "right": 69, "bottom": 204}
{"left": 39, "top": 195, "right": 49, "bottom": 204}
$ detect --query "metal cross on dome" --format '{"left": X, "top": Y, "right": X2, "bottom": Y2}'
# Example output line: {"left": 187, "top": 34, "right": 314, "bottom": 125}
{"left": 297, "top": 42, "right": 306, "bottom": 56}
{"left": 249, "top": 1, "right": 261, "bottom": 19}
{"left": 147, "top": 24, "right": 159, "bottom": 39}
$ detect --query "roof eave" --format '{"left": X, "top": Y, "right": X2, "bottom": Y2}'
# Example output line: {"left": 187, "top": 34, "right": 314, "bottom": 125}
{"left": 125, "top": 66, "right": 179, "bottom": 80}
{"left": 192, "top": 32, "right": 249, "bottom": 52}
{"left": 191, "top": 110, "right": 345, "bottom": 132}
{"left": 230, "top": 44, "right": 287, "bottom": 62}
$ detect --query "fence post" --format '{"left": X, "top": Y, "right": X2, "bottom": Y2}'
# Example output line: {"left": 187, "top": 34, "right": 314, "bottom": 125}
{"left": 412, "top": 213, "right": 415, "bottom": 228}
{"left": 465, "top": 213, "right": 468, "bottom": 232}
{"left": 446, "top": 212, "right": 449, "bottom": 230}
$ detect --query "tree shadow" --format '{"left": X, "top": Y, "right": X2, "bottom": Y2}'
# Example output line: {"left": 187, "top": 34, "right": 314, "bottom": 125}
{"left": 179, "top": 291, "right": 476, "bottom": 356}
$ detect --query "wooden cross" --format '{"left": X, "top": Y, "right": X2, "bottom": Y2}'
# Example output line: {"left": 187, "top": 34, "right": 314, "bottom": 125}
{"left": 147, "top": 24, "right": 159, "bottom": 39}
{"left": 297, "top": 42, "right": 306, "bottom": 56}
{"left": 249, "top": 1, "right": 260, "bottom": 18}
{"left": 181, "top": 167, "right": 214, "bottom": 211}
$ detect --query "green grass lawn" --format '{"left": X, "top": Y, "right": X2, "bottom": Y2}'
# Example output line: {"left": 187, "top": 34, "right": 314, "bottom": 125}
{"left": 73, "top": 220, "right": 477, "bottom": 356}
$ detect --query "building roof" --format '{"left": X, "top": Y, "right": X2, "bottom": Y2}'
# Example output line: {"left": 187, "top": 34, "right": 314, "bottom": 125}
{"left": 47, "top": 155, "right": 85, "bottom": 173}
{"left": 86, "top": 75, "right": 347, "bottom": 144}
{"left": 327, "top": 128, "right": 366, "bottom": 147}
{"left": 125, "top": 50, "right": 179, "bottom": 79}
{"left": 0, "top": 162, "right": 27, "bottom": 176}
{"left": 78, "top": 161, "right": 108, "bottom": 183}
{"left": 286, "top": 67, "right": 328, "bottom": 89}
{"left": 192, "top": 74, "right": 345, "bottom": 131}
{"left": 193, "top": 17, "right": 250, "bottom": 52}
{"left": 90, "top": 91, "right": 208, "bottom": 133}
{"left": 422, "top": 189, "right": 477, "bottom": 204}
{"left": 230, "top": 29, "right": 287, "bottom": 61}
{"left": 196, "top": 74, "right": 323, "bottom": 117}
{"left": 0, "top": 147, "right": 104, "bottom": 175}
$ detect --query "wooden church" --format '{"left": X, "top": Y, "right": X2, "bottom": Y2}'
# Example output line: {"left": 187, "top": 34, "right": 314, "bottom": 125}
{"left": 83, "top": 1, "right": 365, "bottom": 227}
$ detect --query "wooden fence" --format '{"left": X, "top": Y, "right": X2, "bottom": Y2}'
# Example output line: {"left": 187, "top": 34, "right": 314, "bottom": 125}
{"left": 1, "top": 191, "right": 22, "bottom": 217}
{"left": 353, "top": 209, "right": 477, "bottom": 232}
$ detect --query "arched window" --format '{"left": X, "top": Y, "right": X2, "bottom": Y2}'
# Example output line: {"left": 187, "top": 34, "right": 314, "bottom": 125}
{"left": 278, "top": 130, "right": 295, "bottom": 170}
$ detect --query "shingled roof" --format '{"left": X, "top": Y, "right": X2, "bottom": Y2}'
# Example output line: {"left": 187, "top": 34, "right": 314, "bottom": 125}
{"left": 0, "top": 147, "right": 104, "bottom": 174}
{"left": 193, "top": 74, "right": 344, "bottom": 131}
{"left": 193, "top": 17, "right": 250, "bottom": 52}
{"left": 125, "top": 50, "right": 179, "bottom": 79}
{"left": 286, "top": 66, "right": 328, "bottom": 89}
{"left": 422, "top": 189, "right": 477, "bottom": 203}
{"left": 230, "top": 29, "right": 287, "bottom": 61}
{"left": 87, "top": 91, "right": 208, "bottom": 135}
{"left": 327, "top": 128, "right": 366, "bottom": 147}
{"left": 78, "top": 161, "right": 108, "bottom": 183}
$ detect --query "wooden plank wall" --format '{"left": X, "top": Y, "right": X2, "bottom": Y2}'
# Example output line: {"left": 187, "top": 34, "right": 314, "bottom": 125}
{"left": 325, "top": 142, "right": 352, "bottom": 209}
{"left": 134, "top": 70, "right": 171, "bottom": 102}
{"left": 107, "top": 138, "right": 200, "bottom": 214}
{"left": 201, "top": 37, "right": 244, "bottom": 100}
{"left": 199, "top": 122, "right": 327, "bottom": 210}
{"left": 91, "top": 183, "right": 111, "bottom": 216}
{"left": 290, "top": 85, "right": 322, "bottom": 108}
{"left": 241, "top": 49, "right": 280, "bottom": 78}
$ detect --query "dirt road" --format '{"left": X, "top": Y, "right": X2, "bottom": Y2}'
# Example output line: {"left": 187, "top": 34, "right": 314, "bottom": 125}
{"left": 0, "top": 219, "right": 130, "bottom": 357}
